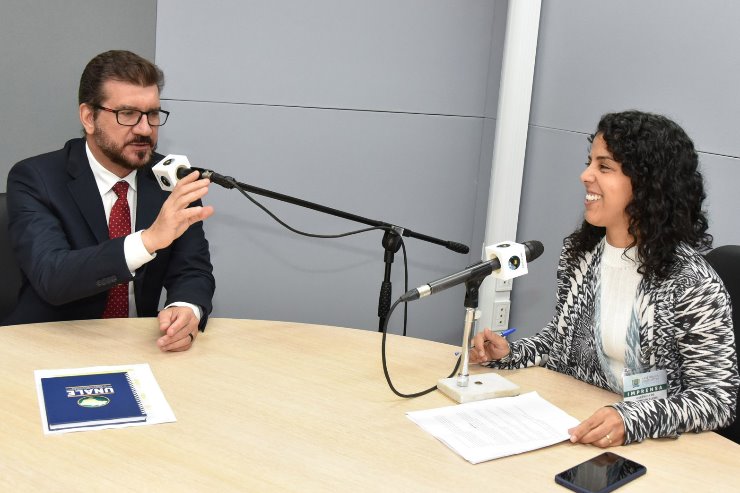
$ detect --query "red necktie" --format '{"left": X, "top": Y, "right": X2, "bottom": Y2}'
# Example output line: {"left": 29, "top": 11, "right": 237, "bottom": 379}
{"left": 102, "top": 181, "right": 131, "bottom": 318}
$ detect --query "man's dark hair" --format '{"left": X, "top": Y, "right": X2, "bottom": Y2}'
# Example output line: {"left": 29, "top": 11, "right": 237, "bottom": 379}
{"left": 567, "top": 110, "right": 712, "bottom": 280}
{"left": 78, "top": 50, "right": 164, "bottom": 108}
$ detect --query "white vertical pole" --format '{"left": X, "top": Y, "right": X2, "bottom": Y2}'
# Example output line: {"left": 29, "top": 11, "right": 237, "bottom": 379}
{"left": 478, "top": 0, "right": 542, "bottom": 331}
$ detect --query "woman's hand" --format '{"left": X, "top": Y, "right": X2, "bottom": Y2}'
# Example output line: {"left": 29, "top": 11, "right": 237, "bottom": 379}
{"left": 568, "top": 407, "right": 626, "bottom": 447}
{"left": 469, "top": 327, "right": 511, "bottom": 363}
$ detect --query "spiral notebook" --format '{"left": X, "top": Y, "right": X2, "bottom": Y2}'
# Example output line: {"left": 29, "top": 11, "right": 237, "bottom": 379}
{"left": 40, "top": 371, "right": 147, "bottom": 430}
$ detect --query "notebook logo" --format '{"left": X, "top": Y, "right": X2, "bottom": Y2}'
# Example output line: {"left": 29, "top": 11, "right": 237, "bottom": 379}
{"left": 66, "top": 383, "right": 116, "bottom": 408}
{"left": 77, "top": 396, "right": 111, "bottom": 408}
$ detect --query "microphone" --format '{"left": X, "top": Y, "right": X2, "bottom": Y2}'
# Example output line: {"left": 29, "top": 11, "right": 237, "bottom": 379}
{"left": 445, "top": 241, "right": 470, "bottom": 255}
{"left": 176, "top": 166, "right": 235, "bottom": 189}
{"left": 399, "top": 240, "right": 544, "bottom": 302}
{"left": 152, "top": 154, "right": 235, "bottom": 191}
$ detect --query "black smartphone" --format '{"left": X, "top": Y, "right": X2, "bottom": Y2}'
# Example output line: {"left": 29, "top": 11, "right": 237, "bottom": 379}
{"left": 554, "top": 452, "right": 646, "bottom": 493}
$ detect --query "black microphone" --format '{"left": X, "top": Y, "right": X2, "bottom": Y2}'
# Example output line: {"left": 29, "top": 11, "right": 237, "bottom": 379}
{"left": 399, "top": 240, "right": 544, "bottom": 302}
{"left": 176, "top": 166, "right": 236, "bottom": 189}
{"left": 445, "top": 241, "right": 470, "bottom": 254}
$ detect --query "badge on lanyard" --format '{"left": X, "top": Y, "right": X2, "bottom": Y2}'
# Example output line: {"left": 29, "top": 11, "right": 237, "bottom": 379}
{"left": 622, "top": 368, "right": 668, "bottom": 402}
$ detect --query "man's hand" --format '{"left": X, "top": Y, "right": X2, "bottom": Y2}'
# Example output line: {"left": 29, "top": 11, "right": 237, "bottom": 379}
{"left": 469, "top": 327, "right": 511, "bottom": 363}
{"left": 568, "top": 407, "right": 626, "bottom": 447}
{"left": 142, "top": 170, "right": 214, "bottom": 254}
{"left": 157, "top": 306, "right": 199, "bottom": 352}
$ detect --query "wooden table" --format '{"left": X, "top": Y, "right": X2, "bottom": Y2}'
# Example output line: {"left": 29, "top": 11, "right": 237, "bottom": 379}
{"left": 0, "top": 318, "right": 737, "bottom": 492}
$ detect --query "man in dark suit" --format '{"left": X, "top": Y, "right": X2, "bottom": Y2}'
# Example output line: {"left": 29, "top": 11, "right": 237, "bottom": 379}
{"left": 3, "top": 50, "right": 215, "bottom": 352}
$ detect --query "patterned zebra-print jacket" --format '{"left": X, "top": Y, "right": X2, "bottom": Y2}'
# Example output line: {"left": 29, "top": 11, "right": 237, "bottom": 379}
{"left": 485, "top": 237, "right": 738, "bottom": 444}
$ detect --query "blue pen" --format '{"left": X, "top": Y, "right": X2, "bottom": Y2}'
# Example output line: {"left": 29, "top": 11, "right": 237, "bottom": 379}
{"left": 500, "top": 328, "right": 517, "bottom": 337}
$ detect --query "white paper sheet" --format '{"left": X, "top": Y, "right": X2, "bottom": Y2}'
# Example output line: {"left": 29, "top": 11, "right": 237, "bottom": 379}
{"left": 35, "top": 363, "right": 176, "bottom": 435}
{"left": 407, "top": 391, "right": 580, "bottom": 463}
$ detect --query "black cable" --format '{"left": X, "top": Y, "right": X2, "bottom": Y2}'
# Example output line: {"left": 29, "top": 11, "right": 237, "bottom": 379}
{"left": 381, "top": 297, "right": 461, "bottom": 398}
{"left": 231, "top": 179, "right": 382, "bottom": 239}
{"left": 230, "top": 178, "right": 413, "bottom": 337}
{"left": 401, "top": 240, "right": 409, "bottom": 337}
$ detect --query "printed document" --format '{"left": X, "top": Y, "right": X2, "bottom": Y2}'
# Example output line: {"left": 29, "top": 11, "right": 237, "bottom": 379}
{"left": 407, "top": 391, "right": 579, "bottom": 463}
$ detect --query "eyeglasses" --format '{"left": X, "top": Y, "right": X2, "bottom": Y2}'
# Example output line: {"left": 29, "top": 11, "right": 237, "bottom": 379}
{"left": 94, "top": 105, "right": 170, "bottom": 127}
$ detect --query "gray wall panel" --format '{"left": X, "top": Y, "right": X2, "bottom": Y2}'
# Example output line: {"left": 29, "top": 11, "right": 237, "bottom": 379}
{"left": 156, "top": 0, "right": 497, "bottom": 116}
{"left": 0, "top": 0, "right": 157, "bottom": 190}
{"left": 158, "top": 100, "right": 485, "bottom": 343}
{"left": 155, "top": 0, "right": 509, "bottom": 344}
{"left": 529, "top": 0, "right": 740, "bottom": 157}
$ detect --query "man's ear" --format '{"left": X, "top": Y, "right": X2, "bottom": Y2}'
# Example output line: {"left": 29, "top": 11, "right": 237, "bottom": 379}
{"left": 80, "top": 103, "right": 95, "bottom": 135}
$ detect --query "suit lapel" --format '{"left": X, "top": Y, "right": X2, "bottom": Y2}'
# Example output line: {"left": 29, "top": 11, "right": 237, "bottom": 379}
{"left": 135, "top": 166, "right": 162, "bottom": 231}
{"left": 66, "top": 140, "right": 109, "bottom": 243}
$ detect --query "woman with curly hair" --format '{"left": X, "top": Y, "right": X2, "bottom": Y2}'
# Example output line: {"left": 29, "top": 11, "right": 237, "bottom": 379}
{"left": 471, "top": 110, "right": 738, "bottom": 446}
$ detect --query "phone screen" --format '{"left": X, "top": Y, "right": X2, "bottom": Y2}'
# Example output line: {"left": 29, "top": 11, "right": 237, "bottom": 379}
{"left": 554, "top": 452, "right": 646, "bottom": 493}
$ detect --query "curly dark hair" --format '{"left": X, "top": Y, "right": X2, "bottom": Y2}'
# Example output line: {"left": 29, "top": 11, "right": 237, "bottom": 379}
{"left": 566, "top": 110, "right": 712, "bottom": 280}
{"left": 78, "top": 50, "right": 164, "bottom": 109}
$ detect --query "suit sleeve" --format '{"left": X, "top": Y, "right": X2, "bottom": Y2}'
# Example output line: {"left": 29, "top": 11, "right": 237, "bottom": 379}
{"left": 7, "top": 160, "right": 132, "bottom": 305}
{"left": 161, "top": 207, "right": 215, "bottom": 330}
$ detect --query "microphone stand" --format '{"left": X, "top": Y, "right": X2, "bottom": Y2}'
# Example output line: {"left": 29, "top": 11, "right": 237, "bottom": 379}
{"left": 457, "top": 276, "right": 485, "bottom": 387}
{"left": 378, "top": 229, "right": 404, "bottom": 330}
{"left": 436, "top": 273, "right": 520, "bottom": 403}
{"left": 214, "top": 174, "right": 470, "bottom": 330}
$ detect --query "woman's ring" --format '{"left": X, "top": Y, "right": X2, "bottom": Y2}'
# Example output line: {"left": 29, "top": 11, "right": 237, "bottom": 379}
{"left": 605, "top": 433, "right": 612, "bottom": 444}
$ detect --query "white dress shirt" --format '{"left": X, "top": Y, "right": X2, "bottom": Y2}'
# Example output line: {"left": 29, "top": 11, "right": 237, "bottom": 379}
{"left": 86, "top": 143, "right": 201, "bottom": 320}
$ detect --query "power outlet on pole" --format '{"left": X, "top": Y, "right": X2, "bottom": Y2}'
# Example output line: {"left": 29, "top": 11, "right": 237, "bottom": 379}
{"left": 493, "top": 300, "right": 510, "bottom": 330}
{"left": 495, "top": 277, "right": 513, "bottom": 292}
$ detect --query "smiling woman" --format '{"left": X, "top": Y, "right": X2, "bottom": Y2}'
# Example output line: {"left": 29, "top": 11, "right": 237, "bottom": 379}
{"left": 580, "top": 134, "right": 634, "bottom": 247}
{"left": 569, "top": 111, "right": 714, "bottom": 280}
{"left": 471, "top": 110, "right": 738, "bottom": 448}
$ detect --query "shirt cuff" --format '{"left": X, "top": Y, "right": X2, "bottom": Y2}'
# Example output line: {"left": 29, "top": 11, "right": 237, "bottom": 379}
{"left": 165, "top": 302, "right": 202, "bottom": 321}
{"left": 124, "top": 230, "right": 156, "bottom": 274}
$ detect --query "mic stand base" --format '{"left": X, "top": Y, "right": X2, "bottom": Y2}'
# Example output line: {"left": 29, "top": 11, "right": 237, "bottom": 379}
{"left": 437, "top": 373, "right": 520, "bottom": 404}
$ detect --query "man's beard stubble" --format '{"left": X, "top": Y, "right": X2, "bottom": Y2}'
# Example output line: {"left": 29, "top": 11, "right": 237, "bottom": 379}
{"left": 93, "top": 126, "right": 157, "bottom": 171}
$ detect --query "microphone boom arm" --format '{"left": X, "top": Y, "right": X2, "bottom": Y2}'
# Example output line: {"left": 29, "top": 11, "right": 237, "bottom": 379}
{"left": 214, "top": 172, "right": 468, "bottom": 253}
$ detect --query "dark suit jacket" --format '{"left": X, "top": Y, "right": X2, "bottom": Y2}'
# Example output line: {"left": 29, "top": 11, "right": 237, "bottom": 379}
{"left": 2, "top": 138, "right": 215, "bottom": 329}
